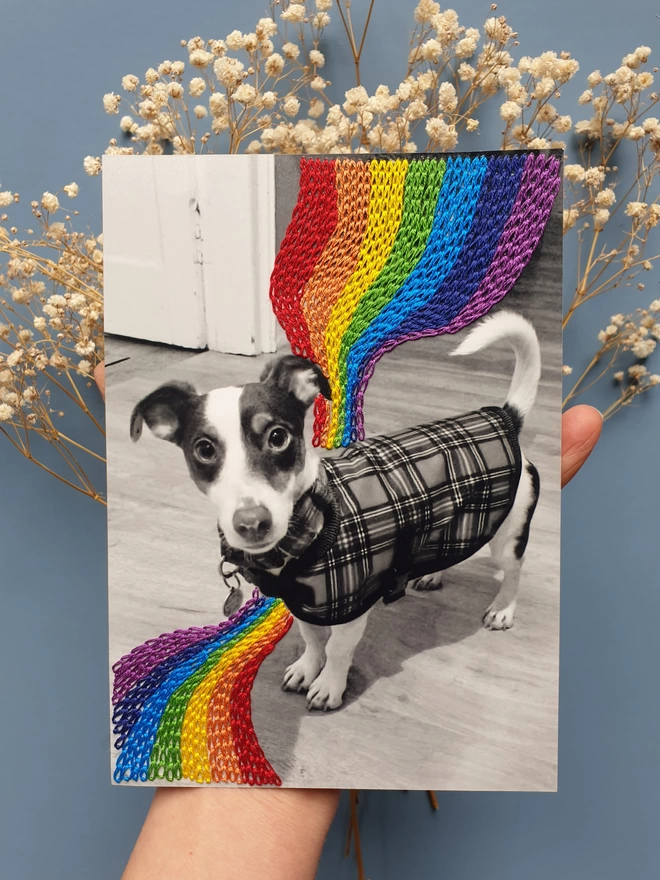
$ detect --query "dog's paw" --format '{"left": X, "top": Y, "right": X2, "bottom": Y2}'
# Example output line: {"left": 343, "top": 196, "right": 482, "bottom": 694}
{"left": 306, "top": 668, "right": 346, "bottom": 711}
{"left": 483, "top": 601, "right": 516, "bottom": 631}
{"left": 410, "top": 572, "right": 443, "bottom": 592}
{"left": 282, "top": 652, "right": 324, "bottom": 693}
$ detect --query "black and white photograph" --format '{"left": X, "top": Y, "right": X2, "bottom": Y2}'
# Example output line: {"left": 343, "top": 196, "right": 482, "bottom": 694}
{"left": 104, "top": 152, "right": 562, "bottom": 790}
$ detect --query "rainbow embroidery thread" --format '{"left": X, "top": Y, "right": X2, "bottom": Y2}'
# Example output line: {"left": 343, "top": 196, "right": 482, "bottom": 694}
{"left": 270, "top": 152, "right": 562, "bottom": 448}
{"left": 112, "top": 591, "right": 293, "bottom": 785}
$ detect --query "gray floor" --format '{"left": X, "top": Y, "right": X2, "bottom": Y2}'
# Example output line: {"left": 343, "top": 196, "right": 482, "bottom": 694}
{"left": 105, "top": 265, "right": 562, "bottom": 789}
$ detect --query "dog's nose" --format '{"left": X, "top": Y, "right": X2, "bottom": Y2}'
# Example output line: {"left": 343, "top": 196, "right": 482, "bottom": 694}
{"left": 232, "top": 505, "right": 272, "bottom": 545}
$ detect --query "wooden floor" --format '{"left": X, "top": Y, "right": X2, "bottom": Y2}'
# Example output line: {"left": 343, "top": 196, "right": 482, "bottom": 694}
{"left": 106, "top": 295, "right": 561, "bottom": 790}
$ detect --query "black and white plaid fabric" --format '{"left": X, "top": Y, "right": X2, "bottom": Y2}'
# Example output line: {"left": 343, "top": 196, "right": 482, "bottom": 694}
{"left": 224, "top": 406, "right": 522, "bottom": 626}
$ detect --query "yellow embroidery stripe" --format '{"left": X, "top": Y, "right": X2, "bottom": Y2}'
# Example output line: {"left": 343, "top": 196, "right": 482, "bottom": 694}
{"left": 180, "top": 601, "right": 290, "bottom": 783}
{"left": 324, "top": 159, "right": 408, "bottom": 447}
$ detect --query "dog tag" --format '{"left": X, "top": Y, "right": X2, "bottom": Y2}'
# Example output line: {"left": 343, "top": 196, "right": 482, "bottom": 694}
{"left": 223, "top": 585, "right": 244, "bottom": 617}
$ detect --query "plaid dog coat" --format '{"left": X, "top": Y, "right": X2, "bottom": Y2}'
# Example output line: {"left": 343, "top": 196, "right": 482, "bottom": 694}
{"left": 221, "top": 406, "right": 522, "bottom": 626}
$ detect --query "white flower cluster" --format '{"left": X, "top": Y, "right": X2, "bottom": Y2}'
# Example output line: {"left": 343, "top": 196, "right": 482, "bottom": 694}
{"left": 597, "top": 305, "right": 660, "bottom": 361}
{"left": 95, "top": 2, "right": 337, "bottom": 160}
{"left": 0, "top": 188, "right": 103, "bottom": 433}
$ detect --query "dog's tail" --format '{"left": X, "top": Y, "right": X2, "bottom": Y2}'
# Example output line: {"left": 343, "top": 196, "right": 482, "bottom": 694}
{"left": 450, "top": 311, "right": 541, "bottom": 432}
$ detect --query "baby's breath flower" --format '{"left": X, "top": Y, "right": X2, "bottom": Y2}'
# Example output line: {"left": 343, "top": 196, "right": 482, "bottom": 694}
{"left": 633, "top": 338, "right": 657, "bottom": 358}
{"left": 551, "top": 114, "right": 571, "bottom": 133}
{"left": 282, "top": 42, "right": 300, "bottom": 60}
{"left": 234, "top": 83, "right": 257, "bottom": 105}
{"left": 167, "top": 82, "right": 184, "bottom": 99}
{"left": 103, "top": 92, "right": 121, "bottom": 114}
{"left": 484, "top": 16, "right": 512, "bottom": 42}
{"left": 122, "top": 74, "right": 139, "bottom": 92}
{"left": 466, "top": 118, "right": 479, "bottom": 132}
{"left": 310, "top": 76, "right": 327, "bottom": 91}
{"left": 596, "top": 188, "right": 616, "bottom": 207}
{"left": 120, "top": 115, "right": 137, "bottom": 134}
{"left": 425, "top": 117, "right": 458, "bottom": 149}
{"left": 214, "top": 56, "right": 245, "bottom": 87}
{"left": 145, "top": 67, "right": 159, "bottom": 84}
{"left": 190, "top": 49, "right": 213, "bottom": 67}
{"left": 226, "top": 30, "right": 245, "bottom": 50}
{"left": 281, "top": 3, "right": 306, "bottom": 23}
{"left": 500, "top": 101, "right": 522, "bottom": 123}
{"left": 414, "top": 0, "right": 440, "bottom": 24}
{"left": 170, "top": 61, "right": 185, "bottom": 76}
{"left": 282, "top": 96, "right": 301, "bottom": 117}
{"left": 0, "top": 403, "right": 14, "bottom": 422}
{"left": 6, "top": 350, "right": 23, "bottom": 367}
{"left": 265, "top": 53, "right": 285, "bottom": 76}
{"left": 308, "top": 98, "right": 325, "bottom": 118}
{"left": 83, "top": 156, "right": 102, "bottom": 176}
{"left": 629, "top": 364, "right": 648, "bottom": 379}
{"left": 209, "top": 93, "right": 228, "bottom": 116}
{"left": 458, "top": 63, "right": 476, "bottom": 81}
{"left": 309, "top": 49, "right": 325, "bottom": 67}
{"left": 312, "top": 12, "right": 331, "bottom": 28}
{"left": 627, "top": 125, "right": 646, "bottom": 141}
{"left": 649, "top": 374, "right": 660, "bottom": 385}
{"left": 189, "top": 77, "right": 206, "bottom": 97}
{"left": 613, "top": 371, "right": 624, "bottom": 382}
{"left": 594, "top": 208, "right": 610, "bottom": 229}
{"left": 315, "top": 0, "right": 332, "bottom": 9}
{"left": 0, "top": 192, "right": 14, "bottom": 207}
{"left": 194, "top": 104, "right": 208, "bottom": 118}
{"left": 63, "top": 182, "right": 79, "bottom": 198}
{"left": 243, "top": 31, "right": 258, "bottom": 51}
{"left": 584, "top": 166, "right": 605, "bottom": 187}
{"left": 437, "top": 82, "right": 458, "bottom": 113}
{"left": 257, "top": 17, "right": 278, "bottom": 37}
{"left": 41, "top": 192, "right": 59, "bottom": 213}
{"left": 261, "top": 91, "right": 277, "bottom": 110}
{"left": 562, "top": 365, "right": 573, "bottom": 375}
{"left": 626, "top": 201, "right": 647, "bottom": 219}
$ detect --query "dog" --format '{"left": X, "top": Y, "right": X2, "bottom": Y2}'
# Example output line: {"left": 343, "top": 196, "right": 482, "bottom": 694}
{"left": 130, "top": 311, "right": 541, "bottom": 711}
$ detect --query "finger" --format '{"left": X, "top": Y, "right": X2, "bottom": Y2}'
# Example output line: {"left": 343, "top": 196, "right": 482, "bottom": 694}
{"left": 561, "top": 405, "right": 602, "bottom": 487}
{"left": 94, "top": 362, "right": 106, "bottom": 403}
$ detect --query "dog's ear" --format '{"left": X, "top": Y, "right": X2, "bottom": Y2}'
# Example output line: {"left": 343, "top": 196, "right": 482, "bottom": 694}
{"left": 130, "top": 381, "right": 200, "bottom": 444}
{"left": 259, "top": 355, "right": 330, "bottom": 408}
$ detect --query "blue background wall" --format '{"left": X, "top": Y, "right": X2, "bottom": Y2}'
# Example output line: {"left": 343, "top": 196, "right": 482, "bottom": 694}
{"left": 1, "top": 1, "right": 658, "bottom": 877}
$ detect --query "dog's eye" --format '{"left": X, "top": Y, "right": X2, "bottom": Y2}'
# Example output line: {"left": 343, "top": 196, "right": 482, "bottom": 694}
{"left": 267, "top": 426, "right": 290, "bottom": 451}
{"left": 193, "top": 437, "right": 216, "bottom": 464}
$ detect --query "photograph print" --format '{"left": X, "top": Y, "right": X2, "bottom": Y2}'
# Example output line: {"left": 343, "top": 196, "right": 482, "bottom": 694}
{"left": 103, "top": 151, "right": 563, "bottom": 790}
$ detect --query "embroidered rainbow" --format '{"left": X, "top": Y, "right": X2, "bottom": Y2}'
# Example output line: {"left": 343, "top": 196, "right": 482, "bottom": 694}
{"left": 269, "top": 152, "right": 562, "bottom": 448}
{"left": 112, "top": 591, "right": 293, "bottom": 785}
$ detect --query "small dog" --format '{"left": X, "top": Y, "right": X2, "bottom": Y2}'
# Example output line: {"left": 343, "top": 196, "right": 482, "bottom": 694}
{"left": 130, "top": 311, "right": 541, "bottom": 711}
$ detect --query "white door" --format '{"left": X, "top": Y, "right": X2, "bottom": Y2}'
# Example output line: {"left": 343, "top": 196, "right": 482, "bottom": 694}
{"left": 102, "top": 155, "right": 277, "bottom": 355}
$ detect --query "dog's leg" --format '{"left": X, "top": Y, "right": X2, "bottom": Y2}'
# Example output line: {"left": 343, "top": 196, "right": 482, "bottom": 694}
{"left": 282, "top": 620, "right": 327, "bottom": 693}
{"left": 483, "top": 459, "right": 540, "bottom": 631}
{"left": 410, "top": 572, "right": 443, "bottom": 592}
{"left": 306, "top": 612, "right": 369, "bottom": 711}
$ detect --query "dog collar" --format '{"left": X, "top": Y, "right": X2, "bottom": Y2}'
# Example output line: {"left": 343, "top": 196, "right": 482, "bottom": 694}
{"left": 217, "top": 464, "right": 341, "bottom": 579}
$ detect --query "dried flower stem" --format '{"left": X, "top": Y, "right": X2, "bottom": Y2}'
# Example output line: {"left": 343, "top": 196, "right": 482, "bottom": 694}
{"left": 334, "top": 0, "right": 376, "bottom": 88}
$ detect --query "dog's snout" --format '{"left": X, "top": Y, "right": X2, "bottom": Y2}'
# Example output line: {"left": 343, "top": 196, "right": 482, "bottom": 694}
{"left": 232, "top": 504, "right": 272, "bottom": 545}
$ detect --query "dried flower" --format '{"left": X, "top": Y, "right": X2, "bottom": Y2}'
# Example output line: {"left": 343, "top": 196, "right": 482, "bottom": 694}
{"left": 281, "top": 4, "right": 306, "bottom": 24}
{"left": 41, "top": 192, "right": 59, "bottom": 213}
{"left": 83, "top": 156, "right": 102, "bottom": 176}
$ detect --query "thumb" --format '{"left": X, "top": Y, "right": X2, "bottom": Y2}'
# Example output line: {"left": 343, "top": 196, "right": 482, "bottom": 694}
{"left": 94, "top": 362, "right": 106, "bottom": 403}
{"left": 561, "top": 405, "right": 602, "bottom": 487}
